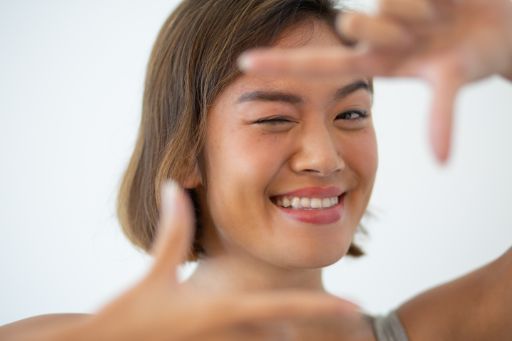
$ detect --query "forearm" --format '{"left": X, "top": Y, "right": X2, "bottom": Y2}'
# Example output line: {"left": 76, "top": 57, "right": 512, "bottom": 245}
{"left": 479, "top": 247, "right": 512, "bottom": 340}
{"left": 397, "top": 247, "right": 512, "bottom": 341}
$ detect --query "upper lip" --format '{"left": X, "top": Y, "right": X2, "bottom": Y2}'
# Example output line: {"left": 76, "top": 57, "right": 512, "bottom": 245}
{"left": 272, "top": 186, "right": 344, "bottom": 199}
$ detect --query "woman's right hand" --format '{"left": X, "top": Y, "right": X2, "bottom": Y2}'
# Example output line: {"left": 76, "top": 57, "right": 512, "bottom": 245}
{"left": 239, "top": 0, "right": 512, "bottom": 163}
{"left": 45, "top": 181, "right": 360, "bottom": 341}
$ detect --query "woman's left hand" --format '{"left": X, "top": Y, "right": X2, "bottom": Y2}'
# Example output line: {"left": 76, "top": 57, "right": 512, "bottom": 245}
{"left": 239, "top": 0, "right": 512, "bottom": 163}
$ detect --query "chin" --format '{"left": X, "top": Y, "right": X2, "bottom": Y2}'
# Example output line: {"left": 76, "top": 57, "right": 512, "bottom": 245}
{"left": 274, "top": 226, "right": 355, "bottom": 269}
{"left": 269, "top": 243, "right": 350, "bottom": 269}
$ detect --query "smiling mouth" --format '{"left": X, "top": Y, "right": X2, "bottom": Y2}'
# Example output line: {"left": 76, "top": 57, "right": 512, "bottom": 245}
{"left": 270, "top": 193, "right": 345, "bottom": 210}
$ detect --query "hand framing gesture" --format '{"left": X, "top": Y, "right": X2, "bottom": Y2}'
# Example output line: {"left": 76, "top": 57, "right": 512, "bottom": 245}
{"left": 239, "top": 0, "right": 512, "bottom": 162}
{"left": 61, "top": 182, "right": 361, "bottom": 341}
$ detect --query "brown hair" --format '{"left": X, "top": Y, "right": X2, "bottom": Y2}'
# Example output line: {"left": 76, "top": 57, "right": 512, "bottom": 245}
{"left": 118, "top": 0, "right": 366, "bottom": 261}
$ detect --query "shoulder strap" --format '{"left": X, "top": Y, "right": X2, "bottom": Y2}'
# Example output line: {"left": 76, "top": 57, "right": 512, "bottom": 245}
{"left": 371, "top": 311, "right": 409, "bottom": 341}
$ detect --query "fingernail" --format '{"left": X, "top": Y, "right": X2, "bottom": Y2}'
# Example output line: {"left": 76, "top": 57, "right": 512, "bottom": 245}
{"left": 238, "top": 52, "right": 254, "bottom": 71}
{"left": 336, "top": 14, "right": 358, "bottom": 47}
{"left": 161, "top": 180, "right": 179, "bottom": 219}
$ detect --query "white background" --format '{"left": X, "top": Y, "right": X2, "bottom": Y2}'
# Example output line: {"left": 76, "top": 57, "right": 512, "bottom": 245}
{"left": 1, "top": 0, "right": 511, "bottom": 324}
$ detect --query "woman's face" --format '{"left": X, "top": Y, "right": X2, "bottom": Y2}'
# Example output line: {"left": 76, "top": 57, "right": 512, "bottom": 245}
{"left": 199, "top": 20, "right": 377, "bottom": 269}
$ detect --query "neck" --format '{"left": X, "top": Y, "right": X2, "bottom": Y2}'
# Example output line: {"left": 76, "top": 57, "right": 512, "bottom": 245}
{"left": 185, "top": 253, "right": 325, "bottom": 294}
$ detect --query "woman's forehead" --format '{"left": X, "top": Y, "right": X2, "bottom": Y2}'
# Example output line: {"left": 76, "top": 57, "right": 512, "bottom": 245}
{"left": 228, "top": 75, "right": 370, "bottom": 106}
{"left": 216, "top": 19, "right": 370, "bottom": 107}
{"left": 274, "top": 18, "right": 341, "bottom": 49}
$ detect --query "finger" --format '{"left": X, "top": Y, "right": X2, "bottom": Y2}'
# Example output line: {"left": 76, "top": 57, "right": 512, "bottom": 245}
{"left": 149, "top": 180, "right": 194, "bottom": 281}
{"left": 211, "top": 291, "right": 360, "bottom": 328}
{"left": 238, "top": 47, "right": 374, "bottom": 77}
{"left": 378, "top": 0, "right": 435, "bottom": 23}
{"left": 337, "top": 12, "right": 413, "bottom": 50}
{"left": 428, "top": 74, "right": 462, "bottom": 164}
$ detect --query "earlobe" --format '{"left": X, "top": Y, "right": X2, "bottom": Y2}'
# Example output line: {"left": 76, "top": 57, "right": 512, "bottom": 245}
{"left": 182, "top": 163, "right": 202, "bottom": 189}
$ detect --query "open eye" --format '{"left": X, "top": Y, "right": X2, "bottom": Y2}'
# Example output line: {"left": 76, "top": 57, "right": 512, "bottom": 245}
{"left": 335, "top": 110, "right": 368, "bottom": 121}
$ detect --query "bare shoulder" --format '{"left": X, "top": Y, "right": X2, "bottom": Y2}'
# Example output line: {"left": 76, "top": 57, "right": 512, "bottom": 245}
{"left": 0, "top": 314, "right": 91, "bottom": 339}
{"left": 2, "top": 313, "right": 90, "bottom": 327}
{"left": 397, "top": 247, "right": 512, "bottom": 341}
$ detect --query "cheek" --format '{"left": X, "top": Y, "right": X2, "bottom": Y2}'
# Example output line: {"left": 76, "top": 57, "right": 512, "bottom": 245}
{"left": 344, "top": 128, "right": 378, "bottom": 186}
{"left": 207, "top": 129, "right": 285, "bottom": 188}
{"left": 203, "top": 127, "right": 286, "bottom": 231}
{"left": 340, "top": 128, "right": 378, "bottom": 222}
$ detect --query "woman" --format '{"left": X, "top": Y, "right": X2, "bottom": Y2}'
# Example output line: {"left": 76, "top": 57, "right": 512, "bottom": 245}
{"left": 1, "top": 0, "right": 511, "bottom": 340}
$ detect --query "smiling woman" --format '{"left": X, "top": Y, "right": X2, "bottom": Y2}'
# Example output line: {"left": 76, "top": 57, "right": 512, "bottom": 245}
{"left": 189, "top": 54, "right": 376, "bottom": 272}
{"left": 113, "top": 2, "right": 383, "bottom": 336}
{"left": 117, "top": 0, "right": 373, "bottom": 265}
{"left": 1, "top": 0, "right": 512, "bottom": 340}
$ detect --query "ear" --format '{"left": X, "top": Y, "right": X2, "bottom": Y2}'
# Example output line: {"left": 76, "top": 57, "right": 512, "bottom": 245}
{"left": 182, "top": 163, "right": 202, "bottom": 189}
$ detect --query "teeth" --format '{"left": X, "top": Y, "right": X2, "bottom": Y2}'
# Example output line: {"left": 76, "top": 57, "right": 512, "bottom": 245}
{"left": 274, "top": 195, "right": 340, "bottom": 209}
{"left": 311, "top": 198, "right": 322, "bottom": 209}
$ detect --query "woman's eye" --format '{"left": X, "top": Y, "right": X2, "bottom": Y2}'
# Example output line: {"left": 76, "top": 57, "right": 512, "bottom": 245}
{"left": 254, "top": 117, "right": 294, "bottom": 125}
{"left": 335, "top": 110, "right": 368, "bottom": 121}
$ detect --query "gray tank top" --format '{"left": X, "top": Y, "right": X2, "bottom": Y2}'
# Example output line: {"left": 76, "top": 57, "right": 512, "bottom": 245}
{"left": 370, "top": 311, "right": 409, "bottom": 341}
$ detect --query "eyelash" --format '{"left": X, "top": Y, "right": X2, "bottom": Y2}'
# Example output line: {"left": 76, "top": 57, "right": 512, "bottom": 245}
{"left": 335, "top": 110, "right": 368, "bottom": 121}
{"left": 254, "top": 110, "right": 368, "bottom": 125}
{"left": 254, "top": 116, "right": 295, "bottom": 125}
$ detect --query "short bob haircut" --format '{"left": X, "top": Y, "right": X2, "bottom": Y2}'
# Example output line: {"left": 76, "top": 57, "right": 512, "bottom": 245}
{"left": 118, "top": 0, "right": 370, "bottom": 261}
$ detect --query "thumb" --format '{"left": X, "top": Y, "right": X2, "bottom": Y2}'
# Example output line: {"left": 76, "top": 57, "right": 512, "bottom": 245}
{"left": 149, "top": 180, "right": 194, "bottom": 282}
{"left": 428, "top": 72, "right": 462, "bottom": 164}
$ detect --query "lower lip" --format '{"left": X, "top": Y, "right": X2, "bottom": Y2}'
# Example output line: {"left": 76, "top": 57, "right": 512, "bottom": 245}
{"left": 274, "top": 195, "right": 345, "bottom": 225}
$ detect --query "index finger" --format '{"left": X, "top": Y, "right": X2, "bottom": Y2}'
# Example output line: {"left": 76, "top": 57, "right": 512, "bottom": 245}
{"left": 238, "top": 47, "right": 374, "bottom": 78}
{"left": 428, "top": 72, "right": 462, "bottom": 163}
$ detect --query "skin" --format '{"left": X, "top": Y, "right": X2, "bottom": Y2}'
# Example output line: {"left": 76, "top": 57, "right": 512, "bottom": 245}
{"left": 0, "top": 183, "right": 362, "bottom": 341}
{"left": 2, "top": 0, "right": 512, "bottom": 339}
{"left": 0, "top": 20, "right": 374, "bottom": 341}
{"left": 184, "top": 19, "right": 378, "bottom": 339}
{"left": 397, "top": 247, "right": 512, "bottom": 341}
{"left": 238, "top": 0, "right": 512, "bottom": 339}
{"left": 186, "top": 19, "right": 377, "bottom": 293}
{"left": 240, "top": 0, "right": 512, "bottom": 163}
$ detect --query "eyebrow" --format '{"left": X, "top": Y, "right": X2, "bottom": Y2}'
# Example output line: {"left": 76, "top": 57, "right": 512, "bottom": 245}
{"left": 236, "top": 80, "right": 371, "bottom": 105}
{"left": 333, "top": 80, "right": 370, "bottom": 101}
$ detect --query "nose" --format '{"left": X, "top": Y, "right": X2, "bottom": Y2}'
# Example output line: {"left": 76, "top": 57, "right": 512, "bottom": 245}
{"left": 290, "top": 122, "right": 345, "bottom": 177}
